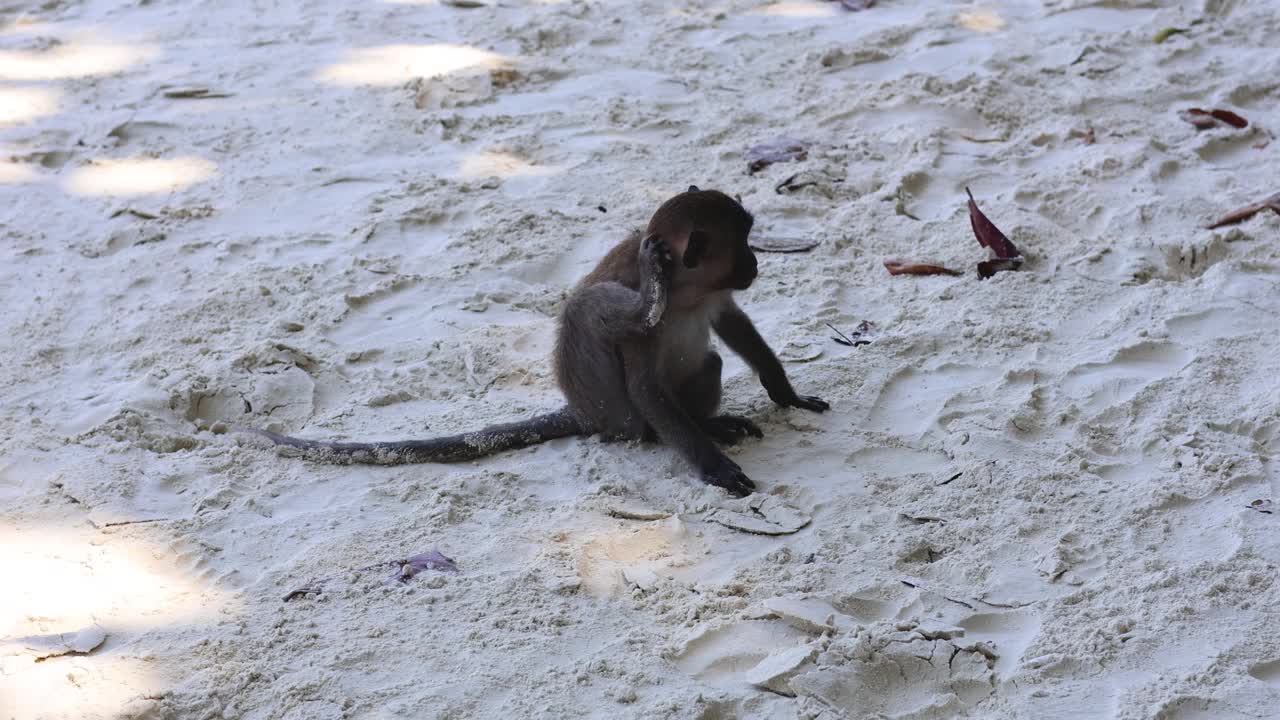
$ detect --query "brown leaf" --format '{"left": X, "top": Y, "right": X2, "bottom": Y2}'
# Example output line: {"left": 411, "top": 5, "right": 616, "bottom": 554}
{"left": 1180, "top": 109, "right": 1218, "bottom": 129}
{"left": 966, "top": 187, "right": 1020, "bottom": 260}
{"left": 1205, "top": 191, "right": 1280, "bottom": 229}
{"left": 1180, "top": 108, "right": 1249, "bottom": 130}
{"left": 1210, "top": 109, "right": 1248, "bottom": 128}
{"left": 746, "top": 139, "right": 809, "bottom": 174}
{"left": 884, "top": 259, "right": 962, "bottom": 277}
{"left": 977, "top": 258, "right": 1023, "bottom": 280}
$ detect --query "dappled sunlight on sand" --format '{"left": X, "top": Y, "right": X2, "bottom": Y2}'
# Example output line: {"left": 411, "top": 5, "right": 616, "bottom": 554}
{"left": 959, "top": 8, "right": 1007, "bottom": 32}
{"left": 63, "top": 156, "right": 217, "bottom": 196}
{"left": 0, "top": 521, "right": 234, "bottom": 718}
{"left": 0, "top": 160, "right": 38, "bottom": 184}
{"left": 456, "top": 149, "right": 559, "bottom": 180}
{"left": 0, "top": 523, "right": 232, "bottom": 635}
{"left": 0, "top": 41, "right": 159, "bottom": 81}
{"left": 0, "top": 85, "right": 61, "bottom": 126}
{"left": 316, "top": 43, "right": 510, "bottom": 86}
{"left": 3, "top": 655, "right": 167, "bottom": 719}
{"left": 751, "top": 1, "right": 840, "bottom": 18}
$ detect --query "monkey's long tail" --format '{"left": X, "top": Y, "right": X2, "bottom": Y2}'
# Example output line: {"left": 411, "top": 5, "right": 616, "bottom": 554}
{"left": 234, "top": 407, "right": 584, "bottom": 465}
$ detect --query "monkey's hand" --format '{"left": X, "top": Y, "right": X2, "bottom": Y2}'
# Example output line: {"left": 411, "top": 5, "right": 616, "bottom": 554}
{"left": 638, "top": 234, "right": 673, "bottom": 329}
{"left": 770, "top": 390, "right": 831, "bottom": 413}
{"left": 702, "top": 415, "right": 764, "bottom": 445}
{"left": 702, "top": 456, "right": 756, "bottom": 497}
{"left": 640, "top": 233, "right": 675, "bottom": 275}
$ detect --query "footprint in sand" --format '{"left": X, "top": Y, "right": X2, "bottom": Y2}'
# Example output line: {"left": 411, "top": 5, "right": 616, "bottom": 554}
{"left": 1135, "top": 494, "right": 1244, "bottom": 567}
{"left": 1061, "top": 341, "right": 1190, "bottom": 415}
{"left": 1248, "top": 659, "right": 1280, "bottom": 686}
{"left": 672, "top": 620, "right": 812, "bottom": 691}
{"left": 867, "top": 364, "right": 1003, "bottom": 438}
{"left": 957, "top": 611, "right": 1041, "bottom": 678}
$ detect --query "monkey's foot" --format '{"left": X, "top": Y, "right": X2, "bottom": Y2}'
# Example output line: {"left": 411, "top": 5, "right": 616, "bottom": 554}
{"left": 702, "top": 415, "right": 764, "bottom": 445}
{"left": 702, "top": 457, "right": 756, "bottom": 497}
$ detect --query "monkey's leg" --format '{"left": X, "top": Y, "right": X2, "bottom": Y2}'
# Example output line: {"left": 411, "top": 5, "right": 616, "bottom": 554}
{"left": 622, "top": 346, "right": 755, "bottom": 496}
{"left": 677, "top": 351, "right": 762, "bottom": 445}
{"left": 557, "top": 284, "right": 657, "bottom": 440}
{"left": 712, "top": 303, "right": 830, "bottom": 413}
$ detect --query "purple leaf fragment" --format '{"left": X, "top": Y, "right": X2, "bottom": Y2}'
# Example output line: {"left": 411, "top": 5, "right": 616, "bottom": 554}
{"left": 746, "top": 139, "right": 810, "bottom": 174}
{"left": 386, "top": 549, "right": 459, "bottom": 584}
{"left": 283, "top": 548, "right": 459, "bottom": 602}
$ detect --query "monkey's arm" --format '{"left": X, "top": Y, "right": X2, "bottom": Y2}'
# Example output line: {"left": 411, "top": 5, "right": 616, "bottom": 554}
{"left": 712, "top": 302, "right": 829, "bottom": 412}
{"left": 566, "top": 235, "right": 672, "bottom": 339}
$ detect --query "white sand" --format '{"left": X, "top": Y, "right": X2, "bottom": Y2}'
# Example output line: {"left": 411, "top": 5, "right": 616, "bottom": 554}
{"left": 2, "top": 0, "right": 1279, "bottom": 717}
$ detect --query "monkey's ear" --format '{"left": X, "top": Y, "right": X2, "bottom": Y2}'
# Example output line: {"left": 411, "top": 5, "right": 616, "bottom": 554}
{"left": 684, "top": 230, "right": 709, "bottom": 268}
{"left": 687, "top": 185, "right": 700, "bottom": 193}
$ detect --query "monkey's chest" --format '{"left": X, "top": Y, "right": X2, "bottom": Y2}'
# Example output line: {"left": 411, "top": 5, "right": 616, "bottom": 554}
{"left": 656, "top": 312, "right": 712, "bottom": 383}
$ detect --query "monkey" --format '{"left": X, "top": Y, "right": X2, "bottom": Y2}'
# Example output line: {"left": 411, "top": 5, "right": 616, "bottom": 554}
{"left": 238, "top": 187, "right": 828, "bottom": 497}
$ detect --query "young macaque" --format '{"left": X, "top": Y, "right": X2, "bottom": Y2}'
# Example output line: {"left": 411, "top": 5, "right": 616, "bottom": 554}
{"left": 241, "top": 187, "right": 828, "bottom": 496}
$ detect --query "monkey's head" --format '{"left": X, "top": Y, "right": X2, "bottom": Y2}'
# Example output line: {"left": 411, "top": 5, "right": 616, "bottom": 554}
{"left": 647, "top": 186, "right": 758, "bottom": 292}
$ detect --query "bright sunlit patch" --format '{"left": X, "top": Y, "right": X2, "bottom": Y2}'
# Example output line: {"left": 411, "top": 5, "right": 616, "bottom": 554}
{"left": 0, "top": 521, "right": 232, "bottom": 718}
{"left": 0, "top": 523, "right": 230, "bottom": 635}
{"left": 0, "top": 41, "right": 159, "bottom": 81}
{"left": 752, "top": 1, "right": 839, "bottom": 18}
{"left": 63, "top": 156, "right": 217, "bottom": 196}
{"left": 958, "top": 8, "right": 1006, "bottom": 32}
{"left": 569, "top": 517, "right": 693, "bottom": 598}
{"left": 0, "top": 161, "right": 38, "bottom": 184}
{"left": 317, "top": 43, "right": 510, "bottom": 87}
{"left": 0, "top": 85, "right": 61, "bottom": 126}
{"left": 456, "top": 150, "right": 557, "bottom": 180}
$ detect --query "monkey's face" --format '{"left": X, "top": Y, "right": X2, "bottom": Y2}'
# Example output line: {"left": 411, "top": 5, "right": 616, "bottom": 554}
{"left": 675, "top": 192, "right": 757, "bottom": 292}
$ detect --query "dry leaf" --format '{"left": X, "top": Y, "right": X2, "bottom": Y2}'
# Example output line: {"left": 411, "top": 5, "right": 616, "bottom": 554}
{"left": 1205, "top": 191, "right": 1280, "bottom": 229}
{"left": 1152, "top": 27, "right": 1187, "bottom": 44}
{"left": 967, "top": 188, "right": 1019, "bottom": 259}
{"left": 884, "top": 259, "right": 962, "bottom": 277}
{"left": 828, "top": 0, "right": 875, "bottom": 9}
{"left": 746, "top": 139, "right": 809, "bottom": 174}
{"left": 283, "top": 549, "right": 458, "bottom": 601}
{"left": 966, "top": 187, "right": 1022, "bottom": 280}
{"left": 1180, "top": 108, "right": 1249, "bottom": 130}
{"left": 977, "top": 258, "right": 1023, "bottom": 279}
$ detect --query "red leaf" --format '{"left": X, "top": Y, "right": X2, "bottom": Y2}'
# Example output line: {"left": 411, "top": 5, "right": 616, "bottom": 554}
{"left": 966, "top": 187, "right": 1019, "bottom": 259}
{"left": 1210, "top": 109, "right": 1248, "bottom": 128}
{"left": 1180, "top": 107, "right": 1249, "bottom": 130}
{"left": 1179, "top": 109, "right": 1218, "bottom": 129}
{"left": 884, "top": 259, "right": 962, "bottom": 277}
{"left": 1205, "top": 191, "right": 1280, "bottom": 229}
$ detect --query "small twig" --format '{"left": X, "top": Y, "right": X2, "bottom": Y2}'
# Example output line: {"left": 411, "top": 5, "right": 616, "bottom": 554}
{"left": 937, "top": 471, "right": 963, "bottom": 486}
{"left": 826, "top": 323, "right": 855, "bottom": 346}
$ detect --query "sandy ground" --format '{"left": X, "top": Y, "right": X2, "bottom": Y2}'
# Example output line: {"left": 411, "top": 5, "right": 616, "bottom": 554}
{"left": 2, "top": 0, "right": 1280, "bottom": 718}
